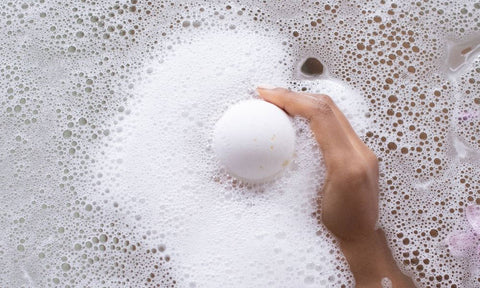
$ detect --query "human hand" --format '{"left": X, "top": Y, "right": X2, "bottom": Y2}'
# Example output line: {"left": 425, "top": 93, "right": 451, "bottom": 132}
{"left": 256, "top": 86, "right": 415, "bottom": 288}
{"left": 256, "top": 86, "right": 378, "bottom": 240}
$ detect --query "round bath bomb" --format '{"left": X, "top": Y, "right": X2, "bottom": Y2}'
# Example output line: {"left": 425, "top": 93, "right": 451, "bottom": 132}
{"left": 213, "top": 99, "right": 295, "bottom": 183}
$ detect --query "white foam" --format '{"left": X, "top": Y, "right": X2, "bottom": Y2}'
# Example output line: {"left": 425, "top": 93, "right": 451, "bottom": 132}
{"left": 1, "top": 1, "right": 480, "bottom": 287}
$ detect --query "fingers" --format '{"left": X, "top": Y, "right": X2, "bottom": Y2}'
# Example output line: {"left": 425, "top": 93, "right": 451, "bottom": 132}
{"left": 257, "top": 87, "right": 354, "bottom": 170}
{"left": 256, "top": 87, "right": 322, "bottom": 120}
{"left": 257, "top": 86, "right": 375, "bottom": 163}
{"left": 303, "top": 92, "right": 373, "bottom": 157}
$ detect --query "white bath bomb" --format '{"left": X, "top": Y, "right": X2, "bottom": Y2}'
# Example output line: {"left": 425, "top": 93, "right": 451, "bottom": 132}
{"left": 213, "top": 99, "right": 295, "bottom": 183}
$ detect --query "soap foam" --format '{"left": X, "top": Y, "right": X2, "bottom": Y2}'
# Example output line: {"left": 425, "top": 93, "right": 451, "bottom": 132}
{"left": 0, "top": 1, "right": 479, "bottom": 287}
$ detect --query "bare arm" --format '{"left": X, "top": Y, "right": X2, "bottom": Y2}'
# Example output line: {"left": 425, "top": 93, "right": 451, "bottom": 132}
{"left": 257, "top": 86, "right": 415, "bottom": 288}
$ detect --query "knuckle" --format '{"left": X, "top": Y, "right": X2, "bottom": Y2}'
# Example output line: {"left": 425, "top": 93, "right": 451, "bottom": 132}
{"left": 311, "top": 97, "right": 333, "bottom": 115}
{"left": 315, "top": 94, "right": 333, "bottom": 105}
{"left": 343, "top": 160, "right": 371, "bottom": 181}
{"left": 329, "top": 152, "right": 379, "bottom": 185}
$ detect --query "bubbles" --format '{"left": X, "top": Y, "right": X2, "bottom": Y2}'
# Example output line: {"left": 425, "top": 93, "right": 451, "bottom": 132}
{"left": 0, "top": 0, "right": 479, "bottom": 287}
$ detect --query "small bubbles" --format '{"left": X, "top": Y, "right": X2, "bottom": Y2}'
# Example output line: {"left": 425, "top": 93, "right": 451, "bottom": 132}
{"left": 192, "top": 20, "right": 202, "bottom": 28}
{"left": 373, "top": 15, "right": 382, "bottom": 23}
{"left": 158, "top": 244, "right": 166, "bottom": 252}
{"left": 61, "top": 263, "right": 71, "bottom": 271}
{"left": 99, "top": 234, "right": 108, "bottom": 242}
{"left": 304, "top": 275, "right": 315, "bottom": 284}
{"left": 63, "top": 130, "right": 72, "bottom": 138}
{"left": 0, "top": 1, "right": 477, "bottom": 287}
{"left": 388, "top": 95, "right": 397, "bottom": 103}
{"left": 78, "top": 117, "right": 87, "bottom": 125}
{"left": 387, "top": 142, "right": 397, "bottom": 150}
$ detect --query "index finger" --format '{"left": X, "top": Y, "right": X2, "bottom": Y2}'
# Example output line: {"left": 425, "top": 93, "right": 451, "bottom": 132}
{"left": 257, "top": 87, "right": 354, "bottom": 170}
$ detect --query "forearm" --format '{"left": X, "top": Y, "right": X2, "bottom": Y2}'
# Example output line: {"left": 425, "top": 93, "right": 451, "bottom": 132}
{"left": 339, "top": 229, "right": 415, "bottom": 288}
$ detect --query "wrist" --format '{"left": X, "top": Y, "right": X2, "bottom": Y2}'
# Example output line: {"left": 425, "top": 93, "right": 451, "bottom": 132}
{"left": 339, "top": 229, "right": 414, "bottom": 287}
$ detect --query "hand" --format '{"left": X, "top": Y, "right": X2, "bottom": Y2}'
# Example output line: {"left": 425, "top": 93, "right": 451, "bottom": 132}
{"left": 257, "top": 87, "right": 378, "bottom": 240}
{"left": 257, "top": 87, "right": 415, "bottom": 288}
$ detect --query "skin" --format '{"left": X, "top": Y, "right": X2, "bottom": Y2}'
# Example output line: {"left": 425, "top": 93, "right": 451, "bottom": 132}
{"left": 256, "top": 87, "right": 416, "bottom": 288}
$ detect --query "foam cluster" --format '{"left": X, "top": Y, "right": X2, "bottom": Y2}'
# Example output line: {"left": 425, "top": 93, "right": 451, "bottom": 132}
{"left": 0, "top": 0, "right": 479, "bottom": 287}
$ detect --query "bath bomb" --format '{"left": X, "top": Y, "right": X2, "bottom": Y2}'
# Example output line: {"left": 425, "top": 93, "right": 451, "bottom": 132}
{"left": 213, "top": 99, "right": 295, "bottom": 183}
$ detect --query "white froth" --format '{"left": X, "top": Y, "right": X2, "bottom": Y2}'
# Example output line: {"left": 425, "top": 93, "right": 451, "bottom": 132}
{"left": 1, "top": 1, "right": 480, "bottom": 287}
{"left": 101, "top": 28, "right": 346, "bottom": 286}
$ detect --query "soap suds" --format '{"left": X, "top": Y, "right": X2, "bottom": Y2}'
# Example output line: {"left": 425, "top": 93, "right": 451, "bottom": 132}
{"left": 0, "top": 1, "right": 479, "bottom": 287}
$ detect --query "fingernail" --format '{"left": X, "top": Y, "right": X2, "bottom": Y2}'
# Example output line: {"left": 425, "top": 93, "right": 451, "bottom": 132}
{"left": 257, "top": 84, "right": 277, "bottom": 90}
